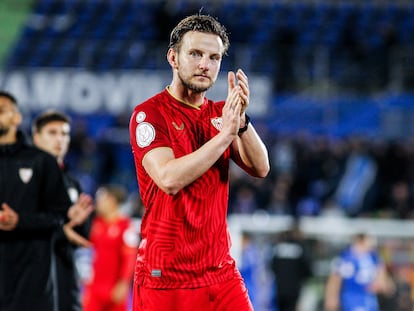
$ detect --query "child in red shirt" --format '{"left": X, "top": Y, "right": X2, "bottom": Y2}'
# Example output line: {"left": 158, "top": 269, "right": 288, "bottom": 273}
{"left": 82, "top": 184, "right": 139, "bottom": 311}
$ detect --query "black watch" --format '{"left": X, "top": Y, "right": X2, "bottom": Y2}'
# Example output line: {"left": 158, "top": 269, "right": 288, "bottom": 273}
{"left": 238, "top": 114, "right": 250, "bottom": 135}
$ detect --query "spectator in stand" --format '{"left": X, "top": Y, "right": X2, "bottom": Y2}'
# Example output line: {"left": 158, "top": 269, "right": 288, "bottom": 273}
{"left": 82, "top": 184, "right": 139, "bottom": 311}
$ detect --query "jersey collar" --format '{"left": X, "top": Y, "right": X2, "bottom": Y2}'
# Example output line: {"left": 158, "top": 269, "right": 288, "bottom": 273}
{"left": 165, "top": 86, "right": 205, "bottom": 110}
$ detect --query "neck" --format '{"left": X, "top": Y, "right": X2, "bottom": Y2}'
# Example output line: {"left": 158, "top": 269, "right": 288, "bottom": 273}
{"left": 0, "top": 132, "right": 17, "bottom": 145}
{"left": 102, "top": 209, "right": 120, "bottom": 222}
{"left": 167, "top": 83, "right": 205, "bottom": 108}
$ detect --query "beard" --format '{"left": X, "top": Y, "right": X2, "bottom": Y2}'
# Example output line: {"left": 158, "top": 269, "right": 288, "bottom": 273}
{"left": 0, "top": 126, "right": 9, "bottom": 137}
{"left": 178, "top": 72, "right": 214, "bottom": 93}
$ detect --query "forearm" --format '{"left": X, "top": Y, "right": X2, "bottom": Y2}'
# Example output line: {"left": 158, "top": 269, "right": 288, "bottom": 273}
{"left": 324, "top": 274, "right": 341, "bottom": 311}
{"left": 144, "top": 130, "right": 235, "bottom": 195}
{"left": 232, "top": 124, "right": 270, "bottom": 178}
{"left": 16, "top": 211, "right": 66, "bottom": 232}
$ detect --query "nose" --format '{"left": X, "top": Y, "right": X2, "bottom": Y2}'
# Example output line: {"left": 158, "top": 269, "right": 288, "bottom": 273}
{"left": 198, "top": 56, "right": 210, "bottom": 70}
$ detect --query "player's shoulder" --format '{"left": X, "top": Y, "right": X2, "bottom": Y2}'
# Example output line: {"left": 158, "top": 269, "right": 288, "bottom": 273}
{"left": 133, "top": 90, "right": 168, "bottom": 111}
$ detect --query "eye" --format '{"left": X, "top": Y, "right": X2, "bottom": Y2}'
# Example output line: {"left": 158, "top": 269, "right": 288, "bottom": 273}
{"left": 210, "top": 55, "right": 221, "bottom": 62}
{"left": 190, "top": 51, "right": 202, "bottom": 58}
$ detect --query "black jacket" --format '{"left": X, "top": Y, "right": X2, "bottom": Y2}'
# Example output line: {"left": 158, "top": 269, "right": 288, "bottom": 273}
{"left": 0, "top": 131, "right": 71, "bottom": 311}
{"left": 54, "top": 168, "right": 90, "bottom": 311}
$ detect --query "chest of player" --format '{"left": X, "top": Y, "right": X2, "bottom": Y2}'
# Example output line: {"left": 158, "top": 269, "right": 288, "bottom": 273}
{"left": 165, "top": 108, "right": 229, "bottom": 159}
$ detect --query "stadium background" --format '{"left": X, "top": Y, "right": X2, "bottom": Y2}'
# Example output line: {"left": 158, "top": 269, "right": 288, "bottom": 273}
{"left": 1, "top": 0, "right": 414, "bottom": 310}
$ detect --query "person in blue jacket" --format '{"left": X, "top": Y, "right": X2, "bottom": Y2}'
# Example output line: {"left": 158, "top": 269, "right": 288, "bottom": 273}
{"left": 324, "top": 232, "right": 394, "bottom": 311}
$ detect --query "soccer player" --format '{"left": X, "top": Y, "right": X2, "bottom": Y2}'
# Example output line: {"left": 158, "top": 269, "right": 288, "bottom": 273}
{"left": 324, "top": 232, "right": 394, "bottom": 311}
{"left": 32, "top": 110, "right": 93, "bottom": 311}
{"left": 0, "top": 91, "right": 72, "bottom": 311}
{"left": 82, "top": 184, "right": 138, "bottom": 311}
{"left": 129, "top": 14, "right": 270, "bottom": 311}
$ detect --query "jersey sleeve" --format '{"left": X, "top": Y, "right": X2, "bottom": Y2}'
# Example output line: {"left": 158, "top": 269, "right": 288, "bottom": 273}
{"left": 118, "top": 220, "right": 139, "bottom": 281}
{"left": 129, "top": 101, "right": 171, "bottom": 163}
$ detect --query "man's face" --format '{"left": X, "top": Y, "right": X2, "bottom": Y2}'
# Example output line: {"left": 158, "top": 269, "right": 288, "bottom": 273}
{"left": 0, "top": 96, "right": 19, "bottom": 137}
{"left": 175, "top": 31, "right": 223, "bottom": 93}
{"left": 95, "top": 188, "right": 116, "bottom": 217}
{"left": 34, "top": 121, "right": 70, "bottom": 161}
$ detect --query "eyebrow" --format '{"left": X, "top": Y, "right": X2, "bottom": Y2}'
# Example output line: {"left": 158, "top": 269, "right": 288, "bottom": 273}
{"left": 189, "top": 48, "right": 222, "bottom": 58}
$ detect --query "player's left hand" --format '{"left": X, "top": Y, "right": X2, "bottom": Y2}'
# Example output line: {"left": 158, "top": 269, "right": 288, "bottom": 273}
{"left": 236, "top": 69, "right": 249, "bottom": 116}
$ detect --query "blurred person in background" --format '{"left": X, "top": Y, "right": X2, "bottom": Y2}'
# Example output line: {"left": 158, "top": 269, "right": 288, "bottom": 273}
{"left": 32, "top": 110, "right": 94, "bottom": 311}
{"left": 239, "top": 232, "right": 262, "bottom": 310}
{"left": 270, "top": 221, "right": 312, "bottom": 311}
{"left": 0, "top": 91, "right": 81, "bottom": 311}
{"left": 334, "top": 137, "right": 378, "bottom": 216}
{"left": 129, "top": 13, "right": 269, "bottom": 311}
{"left": 324, "top": 232, "right": 394, "bottom": 311}
{"left": 82, "top": 184, "right": 139, "bottom": 311}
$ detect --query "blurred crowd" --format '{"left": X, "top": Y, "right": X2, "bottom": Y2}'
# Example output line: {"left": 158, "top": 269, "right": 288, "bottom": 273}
{"left": 229, "top": 131, "right": 414, "bottom": 219}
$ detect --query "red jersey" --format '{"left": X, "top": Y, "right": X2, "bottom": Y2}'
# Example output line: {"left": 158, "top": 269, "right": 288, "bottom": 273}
{"left": 129, "top": 89, "right": 240, "bottom": 289}
{"left": 85, "top": 216, "right": 139, "bottom": 294}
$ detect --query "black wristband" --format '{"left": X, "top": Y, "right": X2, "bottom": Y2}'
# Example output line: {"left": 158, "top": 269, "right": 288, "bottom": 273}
{"left": 238, "top": 114, "right": 250, "bottom": 135}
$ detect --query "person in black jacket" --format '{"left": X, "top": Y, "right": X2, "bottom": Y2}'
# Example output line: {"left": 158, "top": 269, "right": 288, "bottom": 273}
{"left": 0, "top": 90, "right": 73, "bottom": 311}
{"left": 32, "top": 110, "right": 93, "bottom": 311}
{"left": 270, "top": 221, "right": 312, "bottom": 311}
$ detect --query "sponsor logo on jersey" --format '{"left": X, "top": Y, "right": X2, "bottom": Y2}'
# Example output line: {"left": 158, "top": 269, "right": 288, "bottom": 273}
{"left": 151, "top": 269, "right": 162, "bottom": 277}
{"left": 172, "top": 121, "right": 184, "bottom": 130}
{"left": 19, "top": 168, "right": 33, "bottom": 183}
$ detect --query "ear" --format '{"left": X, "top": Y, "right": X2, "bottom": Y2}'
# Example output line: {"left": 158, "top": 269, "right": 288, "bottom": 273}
{"left": 167, "top": 48, "right": 178, "bottom": 70}
{"left": 32, "top": 132, "right": 40, "bottom": 145}
{"left": 13, "top": 111, "right": 23, "bottom": 127}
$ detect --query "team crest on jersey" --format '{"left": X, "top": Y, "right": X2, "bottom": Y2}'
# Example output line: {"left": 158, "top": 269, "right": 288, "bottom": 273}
{"left": 19, "top": 168, "right": 33, "bottom": 184}
{"left": 211, "top": 117, "right": 223, "bottom": 131}
{"left": 67, "top": 187, "right": 79, "bottom": 204}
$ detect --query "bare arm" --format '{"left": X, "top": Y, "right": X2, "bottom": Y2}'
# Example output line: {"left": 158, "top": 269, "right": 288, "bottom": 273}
{"left": 231, "top": 123, "right": 269, "bottom": 178}
{"left": 143, "top": 86, "right": 242, "bottom": 195}
{"left": 369, "top": 265, "right": 395, "bottom": 296}
{"left": 324, "top": 273, "right": 342, "bottom": 311}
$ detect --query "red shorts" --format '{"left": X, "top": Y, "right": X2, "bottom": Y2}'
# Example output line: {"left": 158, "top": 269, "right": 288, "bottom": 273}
{"left": 132, "top": 277, "right": 253, "bottom": 311}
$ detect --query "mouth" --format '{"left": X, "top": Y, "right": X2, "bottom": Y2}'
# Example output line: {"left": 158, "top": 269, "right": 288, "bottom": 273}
{"left": 194, "top": 74, "right": 210, "bottom": 81}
